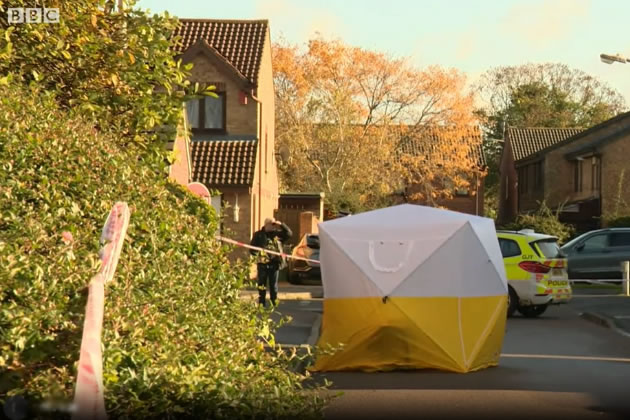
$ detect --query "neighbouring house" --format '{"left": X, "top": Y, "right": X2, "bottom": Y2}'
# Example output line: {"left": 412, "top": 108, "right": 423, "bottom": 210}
{"left": 498, "top": 111, "right": 630, "bottom": 232}
{"left": 498, "top": 127, "right": 582, "bottom": 225}
{"left": 395, "top": 126, "right": 487, "bottom": 216}
{"left": 170, "top": 18, "right": 280, "bottom": 259}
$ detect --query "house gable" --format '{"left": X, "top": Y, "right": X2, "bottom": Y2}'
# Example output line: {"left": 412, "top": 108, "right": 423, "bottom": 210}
{"left": 173, "top": 19, "right": 268, "bottom": 87}
{"left": 180, "top": 39, "right": 253, "bottom": 90}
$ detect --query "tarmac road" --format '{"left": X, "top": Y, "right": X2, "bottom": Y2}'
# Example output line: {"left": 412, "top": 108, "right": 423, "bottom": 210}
{"left": 266, "top": 285, "right": 630, "bottom": 420}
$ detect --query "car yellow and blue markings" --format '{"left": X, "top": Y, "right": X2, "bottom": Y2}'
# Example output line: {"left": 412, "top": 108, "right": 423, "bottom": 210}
{"left": 498, "top": 230, "right": 571, "bottom": 318}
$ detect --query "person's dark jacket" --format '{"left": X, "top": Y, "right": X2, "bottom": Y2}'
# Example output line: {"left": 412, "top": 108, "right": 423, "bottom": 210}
{"left": 250, "top": 222, "right": 292, "bottom": 267}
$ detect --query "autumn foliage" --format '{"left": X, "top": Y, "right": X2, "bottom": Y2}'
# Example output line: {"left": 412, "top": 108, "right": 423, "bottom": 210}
{"left": 273, "top": 37, "right": 484, "bottom": 211}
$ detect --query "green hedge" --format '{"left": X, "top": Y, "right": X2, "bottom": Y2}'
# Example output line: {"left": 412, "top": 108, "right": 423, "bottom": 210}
{"left": 0, "top": 84, "right": 326, "bottom": 419}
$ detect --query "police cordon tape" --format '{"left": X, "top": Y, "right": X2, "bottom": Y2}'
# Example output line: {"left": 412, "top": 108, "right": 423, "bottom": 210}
{"left": 215, "top": 236, "right": 630, "bottom": 285}
{"left": 215, "top": 235, "right": 321, "bottom": 265}
{"left": 72, "top": 202, "right": 130, "bottom": 420}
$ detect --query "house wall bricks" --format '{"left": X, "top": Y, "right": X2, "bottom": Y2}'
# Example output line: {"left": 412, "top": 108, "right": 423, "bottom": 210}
{"left": 543, "top": 137, "right": 596, "bottom": 208}
{"left": 517, "top": 164, "right": 544, "bottom": 212}
{"left": 251, "top": 29, "right": 280, "bottom": 233}
{"left": 542, "top": 120, "right": 629, "bottom": 211}
{"left": 498, "top": 140, "right": 518, "bottom": 224}
{"left": 220, "top": 187, "right": 253, "bottom": 261}
{"left": 600, "top": 132, "right": 630, "bottom": 218}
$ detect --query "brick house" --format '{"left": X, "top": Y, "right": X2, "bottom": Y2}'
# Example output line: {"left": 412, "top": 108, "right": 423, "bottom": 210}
{"left": 498, "top": 111, "right": 630, "bottom": 232}
{"left": 395, "top": 126, "right": 487, "bottom": 216}
{"left": 497, "top": 127, "right": 582, "bottom": 225}
{"left": 171, "top": 19, "right": 280, "bottom": 258}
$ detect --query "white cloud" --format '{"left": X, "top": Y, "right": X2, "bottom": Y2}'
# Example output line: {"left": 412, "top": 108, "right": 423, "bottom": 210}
{"left": 253, "top": 0, "right": 344, "bottom": 44}
{"left": 500, "top": 0, "right": 592, "bottom": 48}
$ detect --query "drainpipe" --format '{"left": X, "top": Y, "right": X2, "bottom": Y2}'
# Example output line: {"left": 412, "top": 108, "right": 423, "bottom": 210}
{"left": 250, "top": 88, "right": 263, "bottom": 230}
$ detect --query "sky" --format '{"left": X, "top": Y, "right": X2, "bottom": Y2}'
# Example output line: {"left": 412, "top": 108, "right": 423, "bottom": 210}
{"left": 136, "top": 0, "right": 630, "bottom": 107}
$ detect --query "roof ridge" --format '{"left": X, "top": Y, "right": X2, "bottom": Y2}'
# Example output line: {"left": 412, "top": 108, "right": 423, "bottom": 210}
{"left": 178, "top": 18, "right": 269, "bottom": 24}
{"left": 507, "top": 126, "right": 584, "bottom": 131}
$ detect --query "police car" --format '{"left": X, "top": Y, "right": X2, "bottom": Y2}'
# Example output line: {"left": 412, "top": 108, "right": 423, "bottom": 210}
{"left": 497, "top": 229, "right": 571, "bottom": 318}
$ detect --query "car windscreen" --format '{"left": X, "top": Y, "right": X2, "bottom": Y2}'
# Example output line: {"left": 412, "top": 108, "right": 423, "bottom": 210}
{"left": 532, "top": 239, "right": 561, "bottom": 259}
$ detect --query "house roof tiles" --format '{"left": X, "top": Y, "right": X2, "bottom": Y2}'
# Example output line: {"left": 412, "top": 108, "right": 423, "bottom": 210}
{"left": 506, "top": 127, "right": 583, "bottom": 161}
{"left": 398, "top": 126, "right": 486, "bottom": 167}
{"left": 191, "top": 140, "right": 258, "bottom": 187}
{"left": 173, "top": 19, "right": 268, "bottom": 86}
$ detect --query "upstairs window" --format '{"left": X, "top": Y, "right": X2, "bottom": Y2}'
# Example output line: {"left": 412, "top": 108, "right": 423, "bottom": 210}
{"left": 186, "top": 93, "right": 226, "bottom": 132}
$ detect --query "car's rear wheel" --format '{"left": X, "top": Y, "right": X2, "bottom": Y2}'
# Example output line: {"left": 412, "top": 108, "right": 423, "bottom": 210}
{"left": 507, "top": 286, "right": 518, "bottom": 318}
{"left": 519, "top": 304, "right": 548, "bottom": 318}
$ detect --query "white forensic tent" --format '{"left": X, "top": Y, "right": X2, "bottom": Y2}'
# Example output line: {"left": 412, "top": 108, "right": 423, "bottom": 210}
{"left": 310, "top": 204, "right": 508, "bottom": 373}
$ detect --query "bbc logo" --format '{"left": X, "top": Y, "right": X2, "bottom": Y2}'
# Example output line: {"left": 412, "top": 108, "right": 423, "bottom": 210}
{"left": 7, "top": 8, "right": 60, "bottom": 24}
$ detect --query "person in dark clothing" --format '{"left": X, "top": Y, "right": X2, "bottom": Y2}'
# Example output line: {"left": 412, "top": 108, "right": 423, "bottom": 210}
{"left": 250, "top": 217, "right": 292, "bottom": 307}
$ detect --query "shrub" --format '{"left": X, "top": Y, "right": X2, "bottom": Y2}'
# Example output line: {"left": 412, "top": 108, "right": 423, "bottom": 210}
{"left": 499, "top": 201, "right": 575, "bottom": 244}
{"left": 604, "top": 215, "right": 630, "bottom": 228}
{"left": 0, "top": 83, "right": 327, "bottom": 419}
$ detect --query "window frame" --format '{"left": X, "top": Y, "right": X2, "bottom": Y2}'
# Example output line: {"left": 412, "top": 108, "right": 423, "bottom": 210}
{"left": 186, "top": 93, "right": 227, "bottom": 134}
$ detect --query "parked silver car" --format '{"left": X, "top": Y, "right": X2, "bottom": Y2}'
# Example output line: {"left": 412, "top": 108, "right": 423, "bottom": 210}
{"left": 560, "top": 228, "right": 630, "bottom": 279}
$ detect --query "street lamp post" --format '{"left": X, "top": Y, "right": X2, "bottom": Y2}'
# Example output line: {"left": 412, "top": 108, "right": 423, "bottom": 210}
{"left": 600, "top": 53, "right": 629, "bottom": 65}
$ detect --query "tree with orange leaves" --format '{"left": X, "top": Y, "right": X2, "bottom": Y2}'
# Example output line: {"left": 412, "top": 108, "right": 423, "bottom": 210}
{"left": 273, "top": 36, "right": 483, "bottom": 212}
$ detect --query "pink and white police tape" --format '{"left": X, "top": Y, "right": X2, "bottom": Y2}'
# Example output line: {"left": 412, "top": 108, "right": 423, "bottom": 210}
{"left": 214, "top": 235, "right": 320, "bottom": 265}
{"left": 72, "top": 202, "right": 130, "bottom": 420}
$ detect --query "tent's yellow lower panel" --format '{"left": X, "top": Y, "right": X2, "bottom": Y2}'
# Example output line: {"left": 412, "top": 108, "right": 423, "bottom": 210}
{"left": 310, "top": 296, "right": 507, "bottom": 373}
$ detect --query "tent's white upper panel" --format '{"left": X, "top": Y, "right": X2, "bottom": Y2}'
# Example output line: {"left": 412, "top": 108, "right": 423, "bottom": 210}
{"left": 330, "top": 234, "right": 453, "bottom": 297}
{"left": 318, "top": 204, "right": 507, "bottom": 298}
{"left": 469, "top": 217, "right": 507, "bottom": 282}
{"left": 319, "top": 230, "right": 384, "bottom": 299}
{"left": 392, "top": 222, "right": 507, "bottom": 297}
{"left": 321, "top": 204, "right": 488, "bottom": 240}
